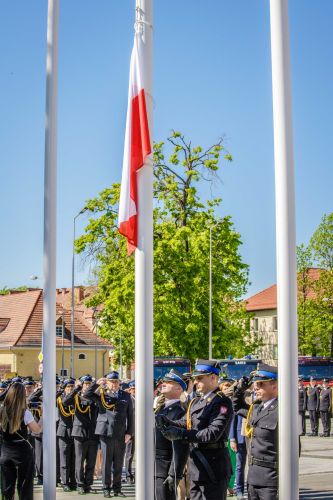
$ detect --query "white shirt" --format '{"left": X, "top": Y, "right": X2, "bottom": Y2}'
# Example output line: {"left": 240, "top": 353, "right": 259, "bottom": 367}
{"left": 24, "top": 409, "right": 35, "bottom": 426}
{"left": 201, "top": 390, "right": 215, "bottom": 400}
{"left": 263, "top": 398, "right": 277, "bottom": 409}
{"left": 164, "top": 399, "right": 180, "bottom": 408}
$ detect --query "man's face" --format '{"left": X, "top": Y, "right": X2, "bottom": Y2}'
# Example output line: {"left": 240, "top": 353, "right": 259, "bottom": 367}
{"left": 160, "top": 380, "right": 181, "bottom": 399}
{"left": 65, "top": 384, "right": 74, "bottom": 394}
{"left": 129, "top": 387, "right": 135, "bottom": 396}
{"left": 298, "top": 381, "right": 303, "bottom": 389}
{"left": 82, "top": 382, "right": 92, "bottom": 392}
{"left": 25, "top": 385, "right": 35, "bottom": 396}
{"left": 0, "top": 388, "right": 6, "bottom": 395}
{"left": 220, "top": 382, "right": 232, "bottom": 395}
{"left": 253, "top": 380, "right": 278, "bottom": 402}
{"left": 107, "top": 379, "right": 120, "bottom": 392}
{"left": 310, "top": 380, "right": 316, "bottom": 388}
{"left": 194, "top": 374, "right": 217, "bottom": 395}
{"left": 322, "top": 382, "right": 328, "bottom": 389}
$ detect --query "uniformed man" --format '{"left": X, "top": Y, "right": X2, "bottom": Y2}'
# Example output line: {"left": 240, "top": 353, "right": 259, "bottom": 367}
{"left": 154, "top": 370, "right": 189, "bottom": 500}
{"left": 57, "top": 378, "right": 76, "bottom": 492}
{"left": 158, "top": 359, "right": 233, "bottom": 500}
{"left": 233, "top": 363, "right": 278, "bottom": 500}
{"left": 123, "top": 380, "right": 136, "bottom": 484}
{"left": 84, "top": 371, "right": 134, "bottom": 498}
{"left": 27, "top": 380, "right": 43, "bottom": 485}
{"left": 319, "top": 379, "right": 332, "bottom": 437}
{"left": 61, "top": 375, "right": 99, "bottom": 494}
{"left": 307, "top": 377, "right": 320, "bottom": 436}
{"left": 298, "top": 377, "right": 307, "bottom": 436}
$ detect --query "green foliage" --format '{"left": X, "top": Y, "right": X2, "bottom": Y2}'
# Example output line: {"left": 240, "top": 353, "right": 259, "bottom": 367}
{"left": 76, "top": 132, "right": 251, "bottom": 363}
{"left": 0, "top": 286, "right": 28, "bottom": 295}
{"left": 297, "top": 212, "right": 333, "bottom": 356}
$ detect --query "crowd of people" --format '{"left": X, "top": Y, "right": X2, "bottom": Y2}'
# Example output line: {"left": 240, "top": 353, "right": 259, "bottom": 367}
{"left": 0, "top": 360, "right": 331, "bottom": 500}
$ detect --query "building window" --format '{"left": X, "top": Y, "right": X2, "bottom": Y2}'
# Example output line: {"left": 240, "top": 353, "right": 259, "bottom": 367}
{"left": 273, "top": 345, "right": 278, "bottom": 360}
{"left": 253, "top": 318, "right": 259, "bottom": 331}
{"left": 273, "top": 316, "right": 278, "bottom": 331}
{"left": 60, "top": 368, "right": 68, "bottom": 377}
{"left": 56, "top": 325, "right": 63, "bottom": 337}
{"left": 78, "top": 353, "right": 86, "bottom": 360}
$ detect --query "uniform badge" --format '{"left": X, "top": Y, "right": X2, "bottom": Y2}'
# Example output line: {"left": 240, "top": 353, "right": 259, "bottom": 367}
{"left": 220, "top": 406, "right": 228, "bottom": 415}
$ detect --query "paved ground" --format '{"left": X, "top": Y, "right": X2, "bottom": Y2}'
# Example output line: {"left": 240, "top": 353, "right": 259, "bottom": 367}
{"left": 32, "top": 420, "right": 333, "bottom": 499}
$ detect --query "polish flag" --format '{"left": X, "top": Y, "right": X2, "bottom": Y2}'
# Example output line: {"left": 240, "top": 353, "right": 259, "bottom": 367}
{"left": 118, "top": 33, "right": 152, "bottom": 255}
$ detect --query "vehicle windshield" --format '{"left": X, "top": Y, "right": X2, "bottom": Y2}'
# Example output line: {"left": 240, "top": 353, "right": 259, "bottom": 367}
{"left": 298, "top": 365, "right": 332, "bottom": 380}
{"left": 221, "top": 363, "right": 258, "bottom": 380}
{"left": 154, "top": 364, "right": 190, "bottom": 380}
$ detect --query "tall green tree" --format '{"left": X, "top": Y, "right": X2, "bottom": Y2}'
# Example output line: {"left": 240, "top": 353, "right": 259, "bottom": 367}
{"left": 296, "top": 244, "right": 317, "bottom": 353}
{"left": 309, "top": 212, "right": 333, "bottom": 356}
{"left": 296, "top": 212, "right": 333, "bottom": 356}
{"left": 76, "top": 132, "right": 252, "bottom": 363}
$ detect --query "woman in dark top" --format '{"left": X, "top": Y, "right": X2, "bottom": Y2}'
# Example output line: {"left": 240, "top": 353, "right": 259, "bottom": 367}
{"left": 0, "top": 382, "right": 42, "bottom": 500}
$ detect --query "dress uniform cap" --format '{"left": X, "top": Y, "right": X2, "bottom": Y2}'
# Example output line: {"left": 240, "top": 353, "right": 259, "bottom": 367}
{"left": 128, "top": 380, "right": 135, "bottom": 388}
{"left": 122, "top": 382, "right": 130, "bottom": 390}
{"left": 80, "top": 375, "right": 92, "bottom": 383}
{"left": 218, "top": 376, "right": 235, "bottom": 384}
{"left": 63, "top": 378, "right": 75, "bottom": 387}
{"left": 251, "top": 363, "right": 278, "bottom": 381}
{"left": 11, "top": 376, "right": 22, "bottom": 383}
{"left": 106, "top": 371, "right": 120, "bottom": 380}
{"left": 162, "top": 370, "right": 187, "bottom": 391}
{"left": 23, "top": 380, "right": 35, "bottom": 386}
{"left": 0, "top": 382, "right": 7, "bottom": 389}
{"left": 192, "top": 359, "right": 220, "bottom": 377}
{"left": 56, "top": 377, "right": 61, "bottom": 385}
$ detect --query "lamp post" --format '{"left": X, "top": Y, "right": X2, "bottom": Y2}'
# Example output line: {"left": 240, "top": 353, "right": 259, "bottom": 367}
{"left": 61, "top": 309, "right": 65, "bottom": 376}
{"left": 209, "top": 226, "right": 213, "bottom": 360}
{"left": 209, "top": 221, "right": 222, "bottom": 359}
{"left": 92, "top": 307, "right": 99, "bottom": 379}
{"left": 71, "top": 207, "right": 87, "bottom": 378}
{"left": 119, "top": 333, "right": 123, "bottom": 380}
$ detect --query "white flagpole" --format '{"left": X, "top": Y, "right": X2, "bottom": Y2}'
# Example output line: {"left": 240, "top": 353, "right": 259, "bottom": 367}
{"left": 42, "top": 1, "right": 59, "bottom": 498}
{"left": 269, "top": 1, "right": 298, "bottom": 499}
{"left": 135, "top": 0, "right": 154, "bottom": 499}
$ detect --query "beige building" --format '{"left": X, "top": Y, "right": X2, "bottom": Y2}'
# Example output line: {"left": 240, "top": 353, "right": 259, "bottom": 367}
{"left": 0, "top": 288, "right": 113, "bottom": 379}
{"left": 245, "top": 268, "right": 323, "bottom": 365}
{"left": 246, "top": 285, "right": 278, "bottom": 365}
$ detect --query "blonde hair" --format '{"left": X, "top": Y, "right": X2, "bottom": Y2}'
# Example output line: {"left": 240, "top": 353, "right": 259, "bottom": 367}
{"left": 0, "top": 382, "right": 26, "bottom": 434}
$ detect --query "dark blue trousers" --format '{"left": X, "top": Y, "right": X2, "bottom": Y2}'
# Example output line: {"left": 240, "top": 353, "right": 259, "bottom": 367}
{"left": 235, "top": 443, "right": 247, "bottom": 496}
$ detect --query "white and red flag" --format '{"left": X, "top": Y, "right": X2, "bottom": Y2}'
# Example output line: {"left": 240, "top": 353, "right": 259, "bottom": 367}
{"left": 118, "top": 32, "right": 152, "bottom": 254}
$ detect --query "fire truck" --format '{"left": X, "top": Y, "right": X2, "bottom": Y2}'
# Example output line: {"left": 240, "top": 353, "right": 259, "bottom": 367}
{"left": 298, "top": 356, "right": 333, "bottom": 385}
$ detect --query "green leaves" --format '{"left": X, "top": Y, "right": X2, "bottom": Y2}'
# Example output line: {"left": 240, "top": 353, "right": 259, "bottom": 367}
{"left": 297, "top": 212, "right": 333, "bottom": 356}
{"left": 76, "top": 132, "right": 250, "bottom": 364}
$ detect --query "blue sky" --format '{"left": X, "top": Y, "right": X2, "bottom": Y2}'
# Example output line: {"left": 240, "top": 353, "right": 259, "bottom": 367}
{"left": 0, "top": 0, "right": 332, "bottom": 297}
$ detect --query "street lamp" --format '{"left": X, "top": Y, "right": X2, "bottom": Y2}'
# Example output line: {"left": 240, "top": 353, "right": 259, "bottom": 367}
{"left": 71, "top": 207, "right": 87, "bottom": 378}
{"left": 209, "top": 220, "right": 222, "bottom": 359}
{"left": 61, "top": 309, "right": 65, "bottom": 376}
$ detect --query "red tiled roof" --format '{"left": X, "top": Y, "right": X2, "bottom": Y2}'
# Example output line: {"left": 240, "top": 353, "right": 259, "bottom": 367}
{"left": 0, "top": 290, "right": 111, "bottom": 348}
{"left": 246, "top": 268, "right": 322, "bottom": 312}
{"left": 0, "top": 290, "right": 41, "bottom": 346}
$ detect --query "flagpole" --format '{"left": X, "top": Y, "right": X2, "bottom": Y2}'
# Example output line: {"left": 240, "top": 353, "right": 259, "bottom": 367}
{"left": 269, "top": 1, "right": 298, "bottom": 499}
{"left": 135, "top": 1, "right": 154, "bottom": 499}
{"left": 42, "top": 1, "right": 59, "bottom": 499}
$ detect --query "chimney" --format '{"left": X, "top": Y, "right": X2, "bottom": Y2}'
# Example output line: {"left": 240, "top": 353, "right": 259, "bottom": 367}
{"left": 74, "top": 287, "right": 84, "bottom": 304}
